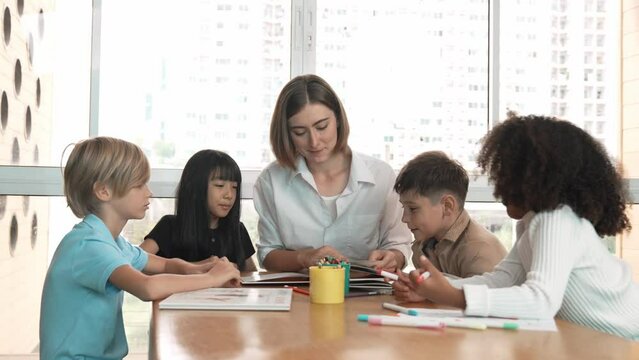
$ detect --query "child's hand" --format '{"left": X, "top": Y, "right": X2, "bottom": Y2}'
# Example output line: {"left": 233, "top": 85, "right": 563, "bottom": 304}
{"left": 368, "top": 249, "right": 400, "bottom": 272}
{"left": 409, "top": 256, "right": 466, "bottom": 309}
{"left": 206, "top": 256, "right": 240, "bottom": 270}
{"left": 392, "top": 271, "right": 427, "bottom": 302}
{"left": 190, "top": 261, "right": 215, "bottom": 274}
{"left": 194, "top": 256, "right": 224, "bottom": 266}
{"left": 223, "top": 277, "right": 242, "bottom": 288}
{"left": 207, "top": 259, "right": 241, "bottom": 288}
{"left": 206, "top": 256, "right": 227, "bottom": 265}
{"left": 297, "top": 246, "right": 348, "bottom": 268}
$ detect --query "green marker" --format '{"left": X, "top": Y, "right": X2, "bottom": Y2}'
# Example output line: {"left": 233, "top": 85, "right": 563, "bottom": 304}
{"left": 501, "top": 322, "right": 519, "bottom": 330}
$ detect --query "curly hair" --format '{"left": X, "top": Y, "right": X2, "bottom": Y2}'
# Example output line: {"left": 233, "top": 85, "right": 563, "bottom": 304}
{"left": 476, "top": 113, "right": 631, "bottom": 236}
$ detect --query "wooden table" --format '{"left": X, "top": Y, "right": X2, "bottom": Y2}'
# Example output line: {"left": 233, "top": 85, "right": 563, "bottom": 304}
{"left": 149, "top": 291, "right": 639, "bottom": 359}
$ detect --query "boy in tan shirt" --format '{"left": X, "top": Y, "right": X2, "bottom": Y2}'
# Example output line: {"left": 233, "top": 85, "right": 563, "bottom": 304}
{"left": 394, "top": 151, "right": 506, "bottom": 277}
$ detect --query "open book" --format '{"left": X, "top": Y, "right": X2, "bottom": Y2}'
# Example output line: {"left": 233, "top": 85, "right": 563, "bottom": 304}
{"left": 241, "top": 268, "right": 393, "bottom": 291}
{"left": 241, "top": 272, "right": 310, "bottom": 285}
{"left": 159, "top": 287, "right": 293, "bottom": 311}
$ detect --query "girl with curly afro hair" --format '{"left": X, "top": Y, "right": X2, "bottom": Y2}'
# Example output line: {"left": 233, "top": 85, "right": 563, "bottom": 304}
{"left": 392, "top": 113, "right": 639, "bottom": 340}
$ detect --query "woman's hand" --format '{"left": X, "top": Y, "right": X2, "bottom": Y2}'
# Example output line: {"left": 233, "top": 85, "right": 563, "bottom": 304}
{"left": 408, "top": 255, "right": 466, "bottom": 309}
{"left": 368, "top": 249, "right": 403, "bottom": 272}
{"left": 296, "top": 246, "right": 348, "bottom": 268}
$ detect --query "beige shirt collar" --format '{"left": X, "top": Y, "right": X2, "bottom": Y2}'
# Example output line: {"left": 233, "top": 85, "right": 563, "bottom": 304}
{"left": 439, "top": 209, "right": 471, "bottom": 243}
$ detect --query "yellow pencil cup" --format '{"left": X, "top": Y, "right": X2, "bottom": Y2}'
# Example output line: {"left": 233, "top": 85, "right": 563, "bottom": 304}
{"left": 309, "top": 266, "right": 345, "bottom": 304}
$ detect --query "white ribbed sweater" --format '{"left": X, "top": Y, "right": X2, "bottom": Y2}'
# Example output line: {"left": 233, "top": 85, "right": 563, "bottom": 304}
{"left": 451, "top": 205, "right": 639, "bottom": 341}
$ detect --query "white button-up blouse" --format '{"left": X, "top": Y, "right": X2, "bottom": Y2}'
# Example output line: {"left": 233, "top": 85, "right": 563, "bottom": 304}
{"left": 253, "top": 151, "right": 412, "bottom": 266}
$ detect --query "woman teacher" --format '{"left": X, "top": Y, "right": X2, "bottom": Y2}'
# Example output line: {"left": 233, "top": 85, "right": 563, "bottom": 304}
{"left": 254, "top": 74, "right": 411, "bottom": 272}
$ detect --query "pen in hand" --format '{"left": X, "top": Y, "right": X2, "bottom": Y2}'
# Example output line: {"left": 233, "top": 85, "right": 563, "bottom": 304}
{"left": 376, "top": 269, "right": 399, "bottom": 281}
{"left": 416, "top": 271, "right": 431, "bottom": 284}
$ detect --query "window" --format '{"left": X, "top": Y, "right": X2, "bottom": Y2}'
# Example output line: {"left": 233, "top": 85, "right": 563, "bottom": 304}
{"left": 98, "top": 0, "right": 291, "bottom": 169}
{"left": 316, "top": 0, "right": 488, "bottom": 170}
{"left": 500, "top": 0, "right": 619, "bottom": 153}
{"left": 584, "top": 86, "right": 593, "bottom": 98}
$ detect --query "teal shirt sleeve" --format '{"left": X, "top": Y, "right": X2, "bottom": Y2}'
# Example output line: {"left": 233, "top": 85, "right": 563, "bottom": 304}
{"left": 72, "top": 236, "right": 148, "bottom": 294}
{"left": 118, "top": 236, "right": 149, "bottom": 271}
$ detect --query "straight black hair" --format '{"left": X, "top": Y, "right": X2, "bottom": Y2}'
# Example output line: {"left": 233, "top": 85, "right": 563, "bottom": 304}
{"left": 174, "top": 149, "right": 246, "bottom": 269}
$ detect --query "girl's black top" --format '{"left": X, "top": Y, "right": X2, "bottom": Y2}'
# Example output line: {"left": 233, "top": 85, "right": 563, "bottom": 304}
{"left": 144, "top": 215, "right": 255, "bottom": 265}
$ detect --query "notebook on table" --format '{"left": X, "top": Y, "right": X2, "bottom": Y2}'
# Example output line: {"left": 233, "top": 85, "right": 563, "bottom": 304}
{"left": 242, "top": 267, "right": 393, "bottom": 291}
{"left": 241, "top": 272, "right": 310, "bottom": 285}
{"left": 159, "top": 287, "right": 293, "bottom": 311}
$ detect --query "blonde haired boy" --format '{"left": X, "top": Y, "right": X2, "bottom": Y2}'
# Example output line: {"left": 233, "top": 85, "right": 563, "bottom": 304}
{"left": 40, "top": 137, "right": 240, "bottom": 359}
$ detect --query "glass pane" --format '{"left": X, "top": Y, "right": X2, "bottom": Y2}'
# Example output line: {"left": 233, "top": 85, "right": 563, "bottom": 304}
{"left": 0, "top": 0, "right": 91, "bottom": 166}
{"left": 466, "top": 202, "right": 515, "bottom": 251}
{"left": 98, "top": 0, "right": 291, "bottom": 169}
{"left": 316, "top": 0, "right": 489, "bottom": 170}
{"left": 499, "top": 0, "right": 620, "bottom": 154}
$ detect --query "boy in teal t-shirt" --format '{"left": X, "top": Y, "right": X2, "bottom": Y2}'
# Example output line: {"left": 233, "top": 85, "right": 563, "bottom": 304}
{"left": 40, "top": 214, "right": 147, "bottom": 359}
{"left": 39, "top": 137, "right": 242, "bottom": 359}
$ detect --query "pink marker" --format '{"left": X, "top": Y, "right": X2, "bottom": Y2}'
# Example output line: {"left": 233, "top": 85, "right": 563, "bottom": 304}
{"left": 416, "top": 271, "right": 431, "bottom": 284}
{"left": 362, "top": 315, "right": 444, "bottom": 330}
{"left": 376, "top": 269, "right": 399, "bottom": 281}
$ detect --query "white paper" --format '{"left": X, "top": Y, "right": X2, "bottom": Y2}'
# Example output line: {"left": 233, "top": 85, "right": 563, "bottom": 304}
{"left": 159, "top": 287, "right": 293, "bottom": 311}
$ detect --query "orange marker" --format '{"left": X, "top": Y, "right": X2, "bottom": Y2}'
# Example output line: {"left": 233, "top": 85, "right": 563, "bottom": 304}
{"left": 285, "top": 285, "right": 310, "bottom": 296}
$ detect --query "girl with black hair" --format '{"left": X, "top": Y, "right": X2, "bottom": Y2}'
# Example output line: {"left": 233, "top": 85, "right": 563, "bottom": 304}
{"left": 393, "top": 114, "right": 639, "bottom": 340}
{"left": 141, "top": 150, "right": 256, "bottom": 271}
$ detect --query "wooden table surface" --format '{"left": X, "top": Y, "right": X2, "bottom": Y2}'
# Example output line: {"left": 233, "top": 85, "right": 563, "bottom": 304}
{"left": 149, "top": 289, "right": 639, "bottom": 360}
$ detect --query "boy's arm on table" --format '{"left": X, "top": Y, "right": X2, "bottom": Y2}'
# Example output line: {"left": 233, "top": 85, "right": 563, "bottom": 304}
{"left": 143, "top": 253, "right": 217, "bottom": 275}
{"left": 110, "top": 256, "right": 240, "bottom": 301}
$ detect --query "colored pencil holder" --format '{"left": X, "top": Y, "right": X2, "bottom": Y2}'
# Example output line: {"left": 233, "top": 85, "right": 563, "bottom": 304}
{"left": 309, "top": 266, "right": 345, "bottom": 304}
{"left": 317, "top": 262, "right": 350, "bottom": 295}
{"left": 342, "top": 262, "right": 350, "bottom": 294}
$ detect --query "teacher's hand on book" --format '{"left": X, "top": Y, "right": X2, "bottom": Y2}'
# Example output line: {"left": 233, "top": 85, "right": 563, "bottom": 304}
{"left": 367, "top": 249, "right": 403, "bottom": 272}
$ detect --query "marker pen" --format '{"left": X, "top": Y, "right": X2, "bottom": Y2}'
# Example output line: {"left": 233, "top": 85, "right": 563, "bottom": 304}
{"left": 382, "top": 302, "right": 422, "bottom": 316}
{"left": 376, "top": 269, "right": 399, "bottom": 281}
{"left": 357, "top": 314, "right": 444, "bottom": 330}
{"left": 416, "top": 271, "right": 431, "bottom": 283}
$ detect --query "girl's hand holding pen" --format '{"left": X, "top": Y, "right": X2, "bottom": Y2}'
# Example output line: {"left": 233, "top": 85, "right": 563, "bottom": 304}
{"left": 408, "top": 256, "right": 466, "bottom": 309}
{"left": 392, "top": 270, "right": 427, "bottom": 302}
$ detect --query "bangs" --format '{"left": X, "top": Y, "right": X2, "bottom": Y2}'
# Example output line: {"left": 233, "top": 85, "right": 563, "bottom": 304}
{"left": 131, "top": 163, "right": 151, "bottom": 187}
{"left": 210, "top": 161, "right": 241, "bottom": 182}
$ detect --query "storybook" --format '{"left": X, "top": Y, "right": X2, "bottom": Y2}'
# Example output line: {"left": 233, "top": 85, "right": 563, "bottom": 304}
{"left": 348, "top": 260, "right": 394, "bottom": 290}
{"left": 241, "top": 272, "right": 310, "bottom": 285}
{"left": 242, "top": 265, "right": 394, "bottom": 291}
{"left": 159, "top": 287, "right": 293, "bottom": 311}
